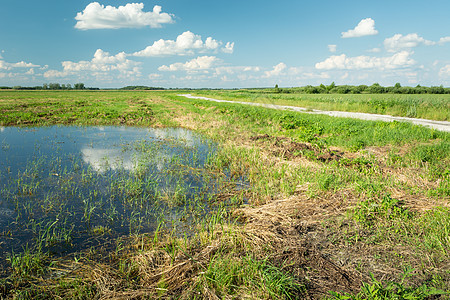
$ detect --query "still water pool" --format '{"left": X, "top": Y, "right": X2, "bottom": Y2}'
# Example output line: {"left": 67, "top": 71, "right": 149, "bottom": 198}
{"left": 0, "top": 126, "right": 234, "bottom": 256}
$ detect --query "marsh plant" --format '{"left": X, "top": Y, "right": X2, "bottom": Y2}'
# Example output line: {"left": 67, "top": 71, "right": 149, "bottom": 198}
{"left": 0, "top": 126, "right": 245, "bottom": 271}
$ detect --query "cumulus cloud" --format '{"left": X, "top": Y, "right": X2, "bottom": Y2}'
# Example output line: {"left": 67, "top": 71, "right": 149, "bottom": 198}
{"left": 75, "top": 2, "right": 174, "bottom": 30}
{"left": 264, "top": 62, "right": 287, "bottom": 77}
{"left": 222, "top": 42, "right": 235, "bottom": 54}
{"left": 315, "top": 51, "right": 415, "bottom": 70}
{"left": 13, "top": 61, "right": 40, "bottom": 68}
{"left": 0, "top": 60, "right": 39, "bottom": 70}
{"left": 158, "top": 56, "right": 220, "bottom": 72}
{"left": 328, "top": 45, "right": 337, "bottom": 53}
{"left": 439, "top": 64, "right": 450, "bottom": 77}
{"left": 384, "top": 33, "right": 435, "bottom": 52}
{"left": 132, "top": 31, "right": 233, "bottom": 57}
{"left": 62, "top": 49, "right": 138, "bottom": 72}
{"left": 439, "top": 36, "right": 450, "bottom": 44}
{"left": 341, "top": 18, "right": 378, "bottom": 38}
{"left": 43, "top": 70, "right": 68, "bottom": 78}
{"left": 45, "top": 49, "right": 141, "bottom": 78}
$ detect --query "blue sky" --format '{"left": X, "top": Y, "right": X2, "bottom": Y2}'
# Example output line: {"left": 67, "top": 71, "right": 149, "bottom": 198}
{"left": 1, "top": 0, "right": 450, "bottom": 88}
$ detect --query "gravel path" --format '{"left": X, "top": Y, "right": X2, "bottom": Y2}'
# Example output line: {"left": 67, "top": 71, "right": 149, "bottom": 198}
{"left": 179, "top": 94, "right": 450, "bottom": 132}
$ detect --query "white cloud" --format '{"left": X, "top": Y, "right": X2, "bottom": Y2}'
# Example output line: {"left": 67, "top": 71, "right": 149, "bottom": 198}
{"left": 158, "top": 56, "right": 220, "bottom": 72}
{"left": 25, "top": 69, "right": 35, "bottom": 75}
{"left": 44, "top": 70, "right": 68, "bottom": 78}
{"left": 221, "top": 75, "right": 232, "bottom": 82}
{"left": 287, "top": 67, "right": 301, "bottom": 75}
{"left": 81, "top": 148, "right": 135, "bottom": 172}
{"left": 315, "top": 51, "right": 415, "bottom": 70}
{"left": 384, "top": 33, "right": 435, "bottom": 52}
{"left": 341, "top": 18, "right": 378, "bottom": 38}
{"left": 45, "top": 49, "right": 141, "bottom": 79}
{"left": 367, "top": 48, "right": 381, "bottom": 53}
{"left": 0, "top": 61, "right": 8, "bottom": 70}
{"left": 214, "top": 66, "right": 260, "bottom": 75}
{"left": 11, "top": 61, "right": 39, "bottom": 68}
{"left": 439, "top": 64, "right": 450, "bottom": 77}
{"left": 62, "top": 49, "right": 139, "bottom": 73}
{"left": 148, "top": 73, "right": 161, "bottom": 80}
{"left": 75, "top": 3, "right": 174, "bottom": 30}
{"left": 132, "top": 31, "right": 233, "bottom": 57}
{"left": 328, "top": 44, "right": 337, "bottom": 53}
{"left": 264, "top": 62, "right": 287, "bottom": 77}
{"left": 243, "top": 66, "right": 260, "bottom": 72}
{"left": 0, "top": 60, "right": 39, "bottom": 70}
{"left": 204, "top": 37, "right": 219, "bottom": 49}
{"left": 439, "top": 37, "right": 450, "bottom": 44}
{"left": 301, "top": 72, "right": 330, "bottom": 79}
{"left": 222, "top": 42, "right": 235, "bottom": 54}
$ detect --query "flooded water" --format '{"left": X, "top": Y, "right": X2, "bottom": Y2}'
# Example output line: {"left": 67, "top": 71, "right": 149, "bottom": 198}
{"left": 0, "top": 126, "right": 234, "bottom": 256}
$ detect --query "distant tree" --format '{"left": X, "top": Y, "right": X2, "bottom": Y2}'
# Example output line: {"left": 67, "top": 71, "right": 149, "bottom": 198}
{"left": 368, "top": 83, "right": 384, "bottom": 94}
{"left": 49, "top": 83, "right": 61, "bottom": 90}
{"left": 327, "top": 81, "right": 336, "bottom": 93}
{"left": 429, "top": 85, "right": 445, "bottom": 94}
{"left": 274, "top": 84, "right": 281, "bottom": 93}
{"left": 335, "top": 85, "right": 351, "bottom": 94}
{"left": 354, "top": 85, "right": 368, "bottom": 94}
{"left": 120, "top": 85, "right": 164, "bottom": 90}
{"left": 305, "top": 85, "right": 320, "bottom": 94}
{"left": 74, "top": 83, "right": 85, "bottom": 90}
{"left": 319, "top": 83, "right": 327, "bottom": 93}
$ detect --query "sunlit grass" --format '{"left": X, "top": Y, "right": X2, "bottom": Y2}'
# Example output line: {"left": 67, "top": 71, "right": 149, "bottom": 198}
{"left": 189, "top": 89, "right": 450, "bottom": 121}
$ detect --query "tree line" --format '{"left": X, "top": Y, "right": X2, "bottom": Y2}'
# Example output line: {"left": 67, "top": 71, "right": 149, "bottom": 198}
{"left": 1, "top": 82, "right": 449, "bottom": 94}
{"left": 273, "top": 82, "right": 449, "bottom": 94}
{"left": 0, "top": 84, "right": 165, "bottom": 91}
{"left": 0, "top": 83, "right": 98, "bottom": 90}
{"left": 119, "top": 85, "right": 164, "bottom": 90}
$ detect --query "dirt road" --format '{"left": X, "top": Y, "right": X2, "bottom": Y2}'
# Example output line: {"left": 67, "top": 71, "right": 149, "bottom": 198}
{"left": 179, "top": 94, "right": 450, "bottom": 132}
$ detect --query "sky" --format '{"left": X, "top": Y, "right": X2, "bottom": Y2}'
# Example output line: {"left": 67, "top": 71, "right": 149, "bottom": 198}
{"left": 1, "top": 0, "right": 450, "bottom": 88}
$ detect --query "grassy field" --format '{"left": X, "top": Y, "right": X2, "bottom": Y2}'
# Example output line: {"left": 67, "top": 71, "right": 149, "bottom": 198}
{"left": 189, "top": 89, "right": 450, "bottom": 121}
{"left": 0, "top": 90, "right": 449, "bottom": 299}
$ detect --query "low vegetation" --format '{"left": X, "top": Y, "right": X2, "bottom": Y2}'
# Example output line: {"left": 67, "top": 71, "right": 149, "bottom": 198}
{"left": 0, "top": 90, "right": 449, "bottom": 299}
{"left": 190, "top": 89, "right": 450, "bottom": 121}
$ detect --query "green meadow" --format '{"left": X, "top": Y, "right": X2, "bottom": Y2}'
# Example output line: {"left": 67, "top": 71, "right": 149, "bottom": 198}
{"left": 0, "top": 90, "right": 449, "bottom": 299}
{"left": 190, "top": 89, "right": 450, "bottom": 121}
